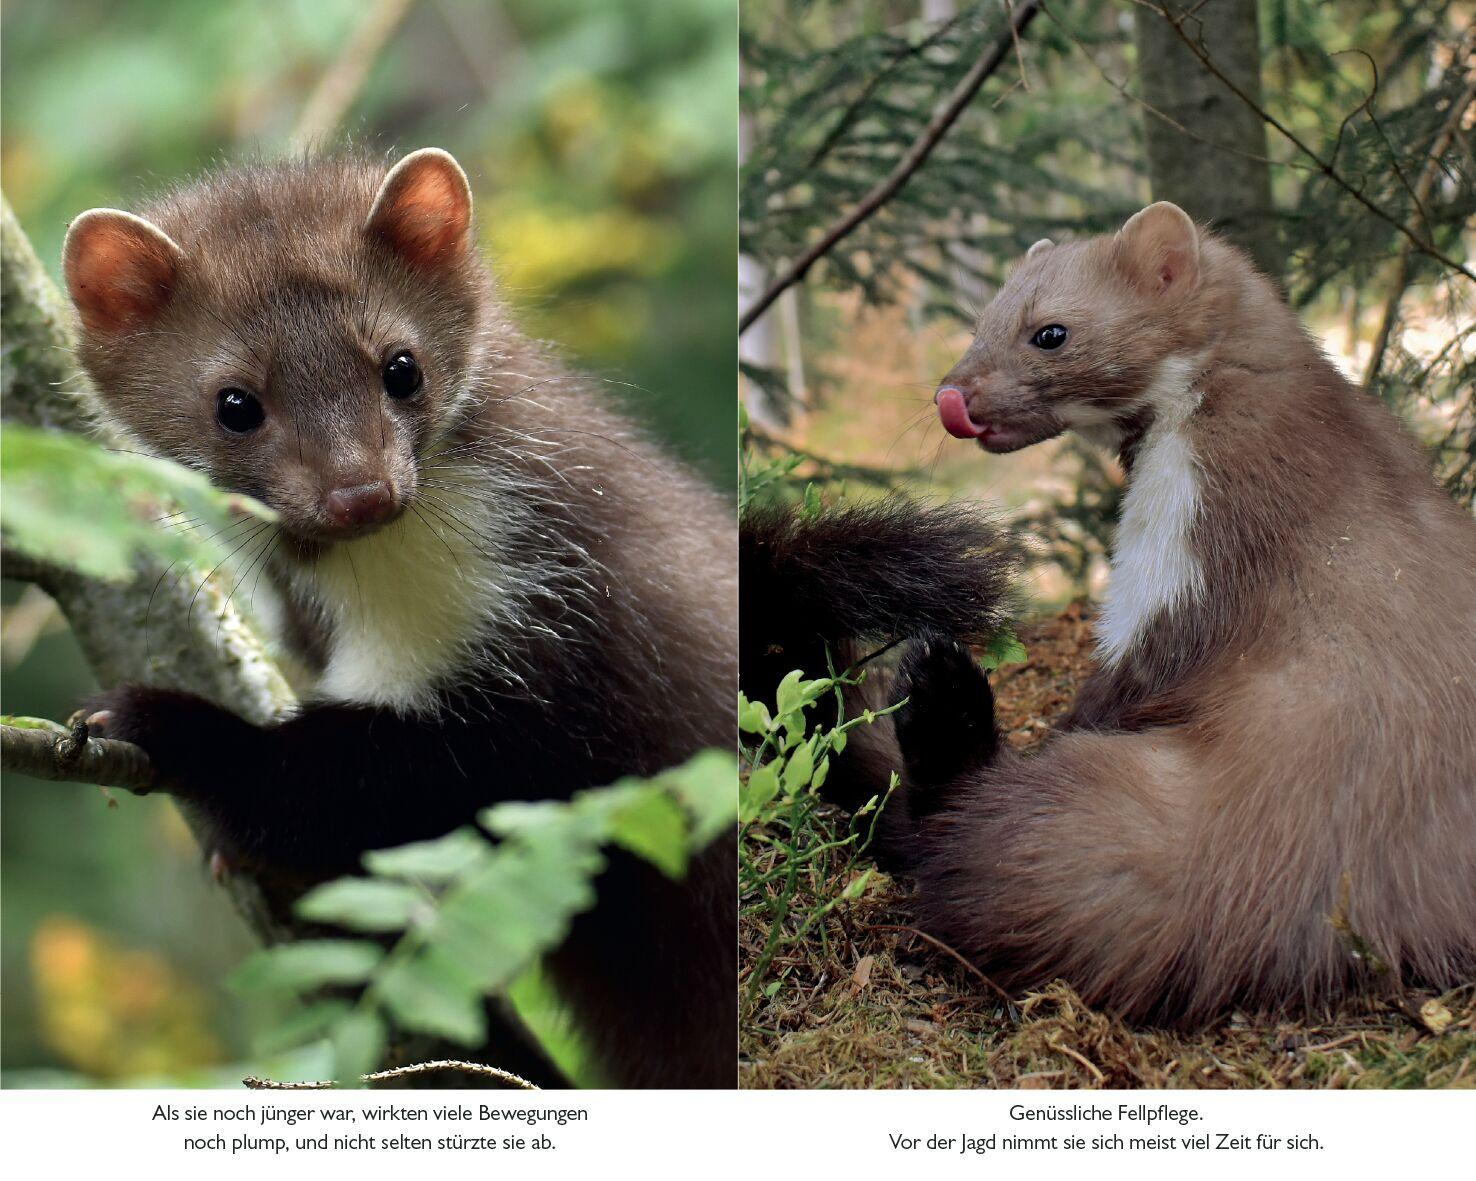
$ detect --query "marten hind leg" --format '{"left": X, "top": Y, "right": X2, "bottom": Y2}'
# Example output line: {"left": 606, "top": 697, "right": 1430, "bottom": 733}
{"left": 909, "top": 730, "right": 1222, "bottom": 1023}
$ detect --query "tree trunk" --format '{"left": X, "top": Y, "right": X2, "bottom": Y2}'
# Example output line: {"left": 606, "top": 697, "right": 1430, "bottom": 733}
{"left": 1134, "top": 0, "right": 1279, "bottom": 279}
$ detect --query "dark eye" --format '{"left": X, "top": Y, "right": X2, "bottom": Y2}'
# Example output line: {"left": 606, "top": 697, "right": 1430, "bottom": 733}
{"left": 382, "top": 351, "right": 422, "bottom": 400}
{"left": 1031, "top": 324, "right": 1068, "bottom": 350}
{"left": 216, "top": 388, "right": 264, "bottom": 434}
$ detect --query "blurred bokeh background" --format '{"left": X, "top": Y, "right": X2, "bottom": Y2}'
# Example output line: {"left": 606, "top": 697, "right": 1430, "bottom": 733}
{"left": 1, "top": 0, "right": 736, "bottom": 1086}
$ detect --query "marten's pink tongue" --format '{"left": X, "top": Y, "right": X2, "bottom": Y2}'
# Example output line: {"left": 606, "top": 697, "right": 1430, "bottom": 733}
{"left": 936, "top": 388, "right": 985, "bottom": 439}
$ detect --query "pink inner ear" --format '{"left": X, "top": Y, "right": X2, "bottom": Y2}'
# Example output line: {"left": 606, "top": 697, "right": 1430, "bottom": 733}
{"left": 64, "top": 215, "right": 179, "bottom": 334}
{"left": 366, "top": 155, "right": 471, "bottom": 270}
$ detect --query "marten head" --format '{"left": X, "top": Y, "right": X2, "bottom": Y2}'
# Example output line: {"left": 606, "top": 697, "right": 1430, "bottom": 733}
{"left": 63, "top": 149, "right": 485, "bottom": 543}
{"left": 935, "top": 202, "right": 1209, "bottom": 452}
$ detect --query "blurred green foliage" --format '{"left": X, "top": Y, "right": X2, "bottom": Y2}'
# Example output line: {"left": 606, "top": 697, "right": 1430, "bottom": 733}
{"left": 1, "top": 0, "right": 736, "bottom": 1086}
{"left": 234, "top": 749, "right": 734, "bottom": 1086}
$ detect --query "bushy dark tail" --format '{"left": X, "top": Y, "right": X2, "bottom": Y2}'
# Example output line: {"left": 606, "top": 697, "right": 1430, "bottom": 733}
{"left": 740, "top": 497, "right": 1018, "bottom": 696}
{"left": 740, "top": 497, "right": 1018, "bottom": 857}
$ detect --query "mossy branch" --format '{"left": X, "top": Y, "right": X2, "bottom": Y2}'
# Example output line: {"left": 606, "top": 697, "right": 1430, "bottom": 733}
{"left": 2, "top": 190, "right": 299, "bottom": 939}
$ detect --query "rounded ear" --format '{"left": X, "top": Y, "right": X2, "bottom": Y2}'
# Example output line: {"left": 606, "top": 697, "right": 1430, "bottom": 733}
{"left": 63, "top": 209, "right": 183, "bottom": 334}
{"left": 1026, "top": 238, "right": 1055, "bottom": 260}
{"left": 1114, "top": 202, "right": 1200, "bottom": 296}
{"left": 364, "top": 148, "right": 473, "bottom": 270}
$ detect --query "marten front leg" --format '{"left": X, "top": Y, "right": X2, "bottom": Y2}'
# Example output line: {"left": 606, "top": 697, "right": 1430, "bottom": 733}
{"left": 77, "top": 684, "right": 513, "bottom": 873}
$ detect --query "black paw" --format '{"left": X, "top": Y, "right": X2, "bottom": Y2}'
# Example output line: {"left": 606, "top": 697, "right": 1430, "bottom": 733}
{"left": 74, "top": 684, "right": 254, "bottom": 796}
{"left": 894, "top": 638, "right": 999, "bottom": 811}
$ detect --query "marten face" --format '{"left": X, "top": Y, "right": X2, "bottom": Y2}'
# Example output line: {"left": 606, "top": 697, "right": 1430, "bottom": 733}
{"left": 935, "top": 203, "right": 1203, "bottom": 453}
{"left": 63, "top": 150, "right": 483, "bottom": 544}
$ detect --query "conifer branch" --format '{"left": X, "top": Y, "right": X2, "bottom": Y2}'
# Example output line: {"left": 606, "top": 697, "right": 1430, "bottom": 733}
{"left": 738, "top": 0, "right": 1042, "bottom": 335}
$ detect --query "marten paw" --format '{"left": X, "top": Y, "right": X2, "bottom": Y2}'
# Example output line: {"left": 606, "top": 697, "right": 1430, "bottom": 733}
{"left": 74, "top": 685, "right": 252, "bottom": 796}
{"left": 894, "top": 638, "right": 1000, "bottom": 806}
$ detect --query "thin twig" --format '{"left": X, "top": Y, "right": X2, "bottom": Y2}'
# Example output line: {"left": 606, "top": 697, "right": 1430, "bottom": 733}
{"left": 865, "top": 922, "right": 1016, "bottom": 1005}
{"left": 243, "top": 1059, "right": 539, "bottom": 1091}
{"left": 1001, "top": 0, "right": 1031, "bottom": 92}
{"left": 739, "top": 1, "right": 1043, "bottom": 335}
{"left": 804, "top": 8, "right": 970, "bottom": 173}
{"left": 1362, "top": 78, "right": 1476, "bottom": 388}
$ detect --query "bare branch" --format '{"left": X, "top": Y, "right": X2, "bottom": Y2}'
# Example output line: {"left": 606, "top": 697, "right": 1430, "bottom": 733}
{"left": 738, "top": 1, "right": 1043, "bottom": 336}
{"left": 1, "top": 721, "right": 154, "bottom": 793}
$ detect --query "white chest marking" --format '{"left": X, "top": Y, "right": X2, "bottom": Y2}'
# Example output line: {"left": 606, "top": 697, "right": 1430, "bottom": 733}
{"left": 1096, "top": 355, "right": 1206, "bottom": 667}
{"left": 295, "top": 473, "right": 526, "bottom": 713}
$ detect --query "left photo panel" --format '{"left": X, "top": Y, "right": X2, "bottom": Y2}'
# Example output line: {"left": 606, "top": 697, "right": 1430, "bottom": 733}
{"left": 1, "top": 0, "right": 738, "bottom": 1090}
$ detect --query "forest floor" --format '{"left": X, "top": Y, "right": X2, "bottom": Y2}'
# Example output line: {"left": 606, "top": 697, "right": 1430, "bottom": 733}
{"left": 738, "top": 607, "right": 1476, "bottom": 1090}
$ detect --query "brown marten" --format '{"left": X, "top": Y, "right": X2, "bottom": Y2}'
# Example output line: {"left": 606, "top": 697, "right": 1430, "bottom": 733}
{"left": 743, "top": 202, "right": 1476, "bottom": 1025}
{"left": 62, "top": 149, "right": 736, "bottom": 1086}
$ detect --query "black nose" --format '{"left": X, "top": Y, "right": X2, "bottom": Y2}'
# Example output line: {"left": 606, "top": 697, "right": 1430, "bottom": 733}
{"left": 325, "top": 481, "right": 397, "bottom": 528}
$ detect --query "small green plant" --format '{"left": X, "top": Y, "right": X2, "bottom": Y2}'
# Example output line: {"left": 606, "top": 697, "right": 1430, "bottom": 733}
{"left": 738, "top": 665, "right": 900, "bottom": 1009}
{"left": 230, "top": 749, "right": 734, "bottom": 1085}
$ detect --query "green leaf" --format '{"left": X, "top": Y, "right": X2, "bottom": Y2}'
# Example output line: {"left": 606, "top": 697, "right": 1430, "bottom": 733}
{"left": 228, "top": 940, "right": 384, "bottom": 995}
{"left": 660, "top": 748, "right": 737, "bottom": 846}
{"left": 607, "top": 788, "right": 689, "bottom": 878}
{"left": 841, "top": 868, "right": 874, "bottom": 900}
{"left": 253, "top": 999, "right": 354, "bottom": 1056}
{"left": 0, "top": 424, "right": 273, "bottom": 582}
{"left": 780, "top": 741, "right": 815, "bottom": 796}
{"left": 978, "top": 629, "right": 1028, "bottom": 672}
{"left": 773, "top": 669, "right": 827, "bottom": 718}
{"left": 363, "top": 827, "right": 491, "bottom": 881}
{"left": 295, "top": 879, "right": 426, "bottom": 933}
{"left": 374, "top": 950, "right": 486, "bottom": 1046}
{"left": 740, "top": 762, "right": 780, "bottom": 823}
{"left": 737, "top": 693, "right": 772, "bottom": 734}
{"left": 329, "top": 1010, "right": 385, "bottom": 1087}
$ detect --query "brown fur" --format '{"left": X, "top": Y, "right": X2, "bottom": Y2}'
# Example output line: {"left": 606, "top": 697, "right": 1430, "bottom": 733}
{"left": 915, "top": 204, "right": 1476, "bottom": 1024}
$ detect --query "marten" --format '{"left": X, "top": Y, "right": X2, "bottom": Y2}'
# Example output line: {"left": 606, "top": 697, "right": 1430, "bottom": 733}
{"left": 61, "top": 149, "right": 736, "bottom": 1086}
{"left": 743, "top": 202, "right": 1476, "bottom": 1025}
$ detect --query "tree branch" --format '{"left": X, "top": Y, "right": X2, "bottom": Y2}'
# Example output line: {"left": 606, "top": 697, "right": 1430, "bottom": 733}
{"left": 3, "top": 191, "right": 297, "bottom": 934}
{"left": 738, "top": 0, "right": 1042, "bottom": 335}
{"left": 1, "top": 721, "right": 154, "bottom": 793}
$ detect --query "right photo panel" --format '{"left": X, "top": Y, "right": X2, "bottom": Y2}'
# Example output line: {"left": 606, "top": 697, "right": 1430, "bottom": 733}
{"left": 738, "top": 0, "right": 1476, "bottom": 1091}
